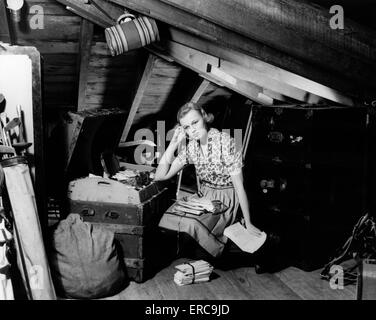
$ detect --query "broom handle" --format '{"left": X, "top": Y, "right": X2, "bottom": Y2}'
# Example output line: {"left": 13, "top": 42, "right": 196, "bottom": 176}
{"left": 176, "top": 170, "right": 182, "bottom": 200}
{"left": 176, "top": 138, "right": 183, "bottom": 200}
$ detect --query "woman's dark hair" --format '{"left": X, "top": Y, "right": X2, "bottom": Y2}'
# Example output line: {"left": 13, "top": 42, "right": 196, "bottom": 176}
{"left": 176, "top": 102, "right": 214, "bottom": 125}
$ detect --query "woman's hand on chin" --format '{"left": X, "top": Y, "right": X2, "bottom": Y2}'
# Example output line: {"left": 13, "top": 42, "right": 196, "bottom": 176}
{"left": 171, "top": 125, "right": 186, "bottom": 147}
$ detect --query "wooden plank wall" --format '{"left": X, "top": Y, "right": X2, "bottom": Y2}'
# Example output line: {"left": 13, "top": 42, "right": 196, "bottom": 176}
{"left": 15, "top": 0, "right": 80, "bottom": 110}
{"left": 17, "top": 0, "right": 145, "bottom": 114}
{"left": 83, "top": 38, "right": 146, "bottom": 110}
{"left": 0, "top": 1, "right": 11, "bottom": 43}
{"left": 134, "top": 58, "right": 182, "bottom": 124}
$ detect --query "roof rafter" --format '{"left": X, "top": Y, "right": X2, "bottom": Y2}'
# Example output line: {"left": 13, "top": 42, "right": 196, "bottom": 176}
{"left": 155, "top": 40, "right": 354, "bottom": 106}
{"left": 56, "top": 0, "right": 114, "bottom": 27}
{"left": 120, "top": 53, "right": 157, "bottom": 143}
{"left": 149, "top": 43, "right": 272, "bottom": 105}
{"left": 191, "top": 79, "right": 210, "bottom": 104}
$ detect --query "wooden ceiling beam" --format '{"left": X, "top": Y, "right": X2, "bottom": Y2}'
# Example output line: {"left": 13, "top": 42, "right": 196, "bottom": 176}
{"left": 150, "top": 43, "right": 272, "bottom": 105}
{"left": 55, "top": 0, "right": 114, "bottom": 28}
{"left": 165, "top": 28, "right": 367, "bottom": 102}
{"left": 200, "top": 70, "right": 271, "bottom": 105}
{"left": 77, "top": 18, "right": 94, "bottom": 111}
{"left": 157, "top": 40, "right": 354, "bottom": 106}
{"left": 219, "top": 60, "right": 353, "bottom": 106}
{"left": 165, "top": 28, "right": 355, "bottom": 105}
{"left": 89, "top": 0, "right": 124, "bottom": 22}
{"left": 190, "top": 79, "right": 210, "bottom": 104}
{"left": 219, "top": 60, "right": 324, "bottom": 104}
{"left": 262, "top": 89, "right": 297, "bottom": 104}
{"left": 107, "top": 0, "right": 374, "bottom": 100}
{"left": 120, "top": 54, "right": 157, "bottom": 143}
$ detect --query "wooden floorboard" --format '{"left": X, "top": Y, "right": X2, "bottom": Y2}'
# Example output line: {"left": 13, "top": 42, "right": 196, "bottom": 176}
{"left": 104, "top": 258, "right": 357, "bottom": 300}
{"left": 205, "top": 269, "right": 255, "bottom": 300}
{"left": 231, "top": 268, "right": 301, "bottom": 300}
{"left": 275, "top": 267, "right": 356, "bottom": 300}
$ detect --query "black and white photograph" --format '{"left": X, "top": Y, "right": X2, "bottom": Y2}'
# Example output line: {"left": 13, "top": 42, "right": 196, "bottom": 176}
{"left": 0, "top": 0, "right": 375, "bottom": 307}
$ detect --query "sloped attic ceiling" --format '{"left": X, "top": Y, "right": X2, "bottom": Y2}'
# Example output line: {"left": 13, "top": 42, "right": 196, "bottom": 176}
{"left": 1, "top": 0, "right": 375, "bottom": 139}
{"left": 109, "top": 0, "right": 376, "bottom": 101}
{"left": 56, "top": 0, "right": 375, "bottom": 105}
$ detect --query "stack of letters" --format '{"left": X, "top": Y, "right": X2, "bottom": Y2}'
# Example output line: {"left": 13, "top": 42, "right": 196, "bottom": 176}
{"left": 173, "top": 196, "right": 226, "bottom": 215}
{"left": 174, "top": 260, "right": 214, "bottom": 286}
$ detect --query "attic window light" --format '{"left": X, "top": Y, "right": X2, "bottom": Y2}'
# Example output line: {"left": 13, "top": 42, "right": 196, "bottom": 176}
{"left": 6, "top": 0, "right": 24, "bottom": 23}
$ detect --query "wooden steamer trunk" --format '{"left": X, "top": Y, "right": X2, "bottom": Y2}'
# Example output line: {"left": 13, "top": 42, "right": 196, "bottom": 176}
{"left": 67, "top": 175, "right": 171, "bottom": 283}
{"left": 60, "top": 108, "right": 173, "bottom": 282}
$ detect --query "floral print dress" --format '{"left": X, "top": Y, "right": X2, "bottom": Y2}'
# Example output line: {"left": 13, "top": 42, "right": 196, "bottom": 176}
{"left": 158, "top": 128, "right": 244, "bottom": 257}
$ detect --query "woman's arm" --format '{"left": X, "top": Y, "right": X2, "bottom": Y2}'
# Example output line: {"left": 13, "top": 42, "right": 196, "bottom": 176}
{"left": 155, "top": 126, "right": 186, "bottom": 181}
{"left": 155, "top": 153, "right": 185, "bottom": 181}
{"left": 231, "top": 171, "right": 262, "bottom": 236}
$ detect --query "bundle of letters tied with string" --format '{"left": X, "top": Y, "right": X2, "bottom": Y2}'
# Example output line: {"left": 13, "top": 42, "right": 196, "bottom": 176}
{"left": 174, "top": 260, "right": 214, "bottom": 286}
